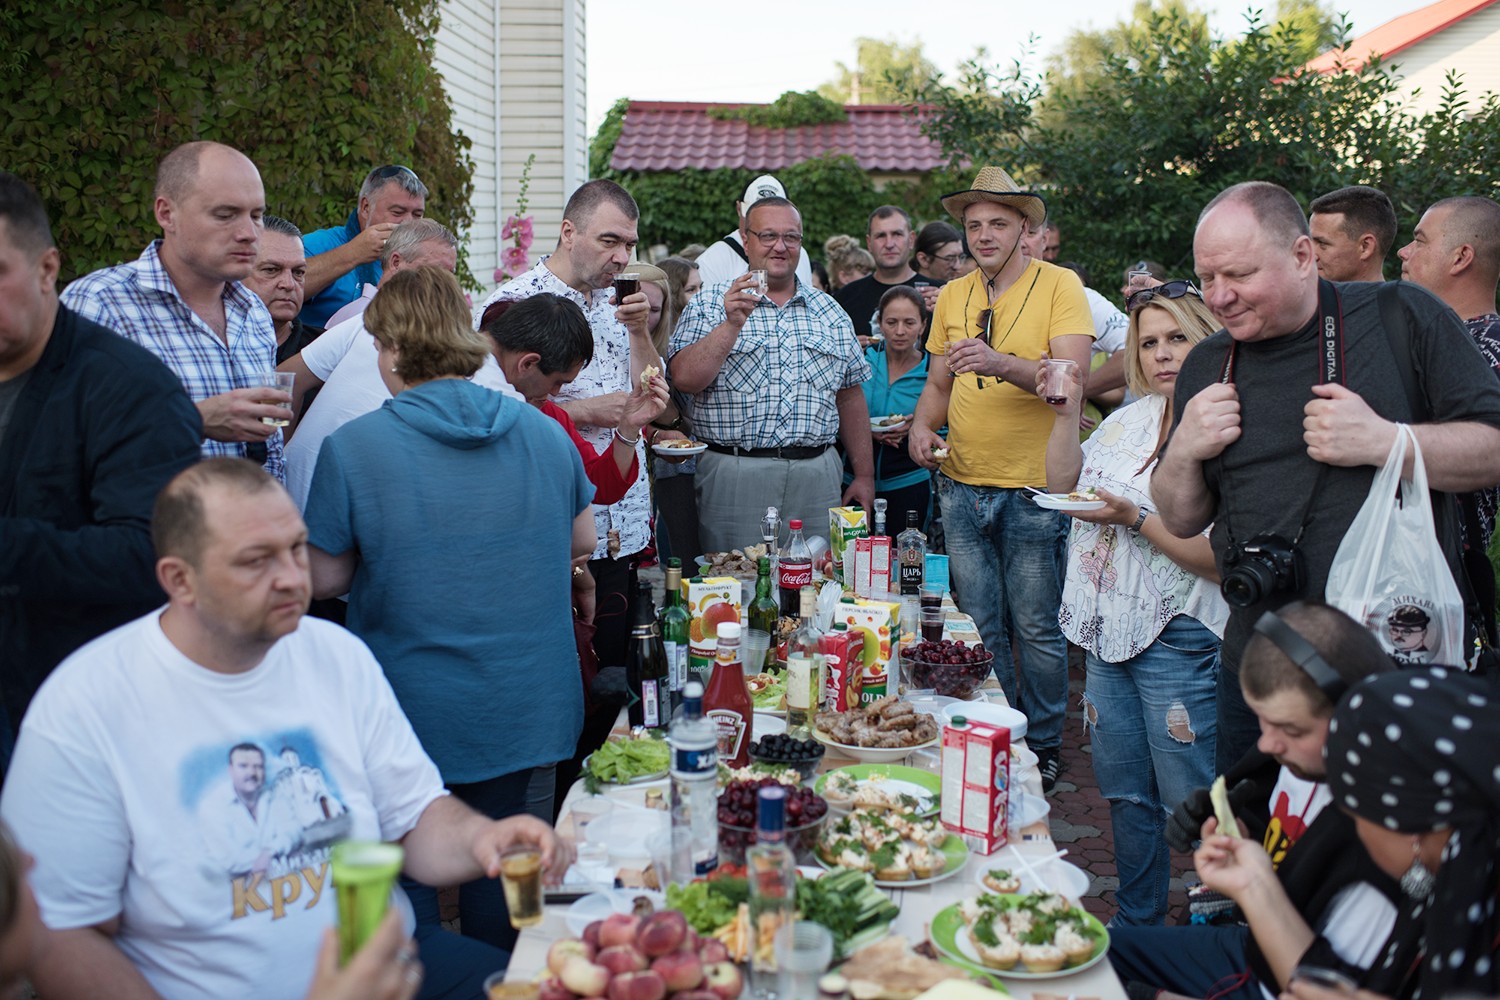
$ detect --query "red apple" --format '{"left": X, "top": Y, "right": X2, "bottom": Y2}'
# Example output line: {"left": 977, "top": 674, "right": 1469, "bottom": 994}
{"left": 583, "top": 919, "right": 604, "bottom": 951}
{"left": 650, "top": 948, "right": 704, "bottom": 991}
{"left": 635, "top": 909, "right": 689, "bottom": 958}
{"left": 559, "top": 956, "right": 612, "bottom": 997}
{"left": 686, "top": 929, "right": 701, "bottom": 952}
{"left": 702, "top": 961, "right": 744, "bottom": 1000}
{"left": 607, "top": 970, "right": 666, "bottom": 1000}
{"left": 599, "top": 913, "right": 642, "bottom": 950}
{"left": 596, "top": 944, "right": 648, "bottom": 975}
{"left": 538, "top": 977, "right": 573, "bottom": 1000}
{"left": 697, "top": 939, "right": 730, "bottom": 965}
{"left": 547, "top": 937, "right": 596, "bottom": 976}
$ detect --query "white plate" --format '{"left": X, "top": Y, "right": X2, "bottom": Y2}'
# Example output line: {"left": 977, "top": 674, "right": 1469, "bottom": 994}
{"left": 972, "top": 847, "right": 1092, "bottom": 900}
{"left": 811, "top": 729, "right": 938, "bottom": 764}
{"left": 652, "top": 442, "right": 708, "bottom": 457}
{"left": 1032, "top": 494, "right": 1106, "bottom": 512}
{"left": 564, "top": 889, "right": 666, "bottom": 936}
{"left": 753, "top": 712, "right": 787, "bottom": 738}
{"left": 1008, "top": 790, "right": 1051, "bottom": 829}
{"left": 941, "top": 702, "right": 1028, "bottom": 742}
{"left": 870, "top": 416, "right": 910, "bottom": 432}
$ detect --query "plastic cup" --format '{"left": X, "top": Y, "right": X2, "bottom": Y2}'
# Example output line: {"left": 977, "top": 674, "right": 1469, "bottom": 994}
{"left": 775, "top": 921, "right": 834, "bottom": 998}
{"left": 499, "top": 845, "right": 545, "bottom": 929}
{"left": 613, "top": 273, "right": 640, "bottom": 304}
{"left": 250, "top": 370, "right": 295, "bottom": 426}
{"left": 330, "top": 840, "right": 404, "bottom": 965}
{"left": 482, "top": 973, "right": 539, "bottom": 999}
{"left": 920, "top": 605, "right": 946, "bottom": 643}
{"left": 747, "top": 269, "right": 769, "bottom": 298}
{"left": 570, "top": 795, "right": 612, "bottom": 869}
{"left": 1040, "top": 358, "right": 1077, "bottom": 405}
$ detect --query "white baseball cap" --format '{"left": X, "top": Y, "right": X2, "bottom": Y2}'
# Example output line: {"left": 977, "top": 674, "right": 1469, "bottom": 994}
{"left": 740, "top": 174, "right": 787, "bottom": 215}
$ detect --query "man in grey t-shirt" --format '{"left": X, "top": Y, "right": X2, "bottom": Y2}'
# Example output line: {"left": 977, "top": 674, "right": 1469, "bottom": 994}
{"left": 1153, "top": 181, "right": 1500, "bottom": 770}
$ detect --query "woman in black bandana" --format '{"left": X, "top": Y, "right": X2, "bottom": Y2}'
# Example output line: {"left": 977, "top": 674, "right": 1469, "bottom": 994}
{"left": 1307, "top": 667, "right": 1499, "bottom": 999}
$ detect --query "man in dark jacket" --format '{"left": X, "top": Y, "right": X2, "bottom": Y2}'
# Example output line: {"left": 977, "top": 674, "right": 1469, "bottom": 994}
{"left": 0, "top": 171, "right": 201, "bottom": 745}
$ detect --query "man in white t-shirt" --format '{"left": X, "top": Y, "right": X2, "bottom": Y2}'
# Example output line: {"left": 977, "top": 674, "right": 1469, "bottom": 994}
{"left": 278, "top": 220, "right": 521, "bottom": 512}
{"left": 0, "top": 458, "right": 568, "bottom": 1000}
{"left": 1108, "top": 602, "right": 1400, "bottom": 999}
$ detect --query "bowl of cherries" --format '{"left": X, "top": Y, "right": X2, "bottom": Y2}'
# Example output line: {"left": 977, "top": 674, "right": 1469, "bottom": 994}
{"left": 749, "top": 734, "right": 826, "bottom": 783}
{"left": 904, "top": 639, "right": 995, "bottom": 699}
{"left": 717, "top": 777, "right": 828, "bottom": 865}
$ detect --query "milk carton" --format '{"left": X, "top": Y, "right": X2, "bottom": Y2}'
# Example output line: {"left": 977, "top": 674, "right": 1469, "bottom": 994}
{"left": 939, "top": 717, "right": 1010, "bottom": 854}
{"left": 828, "top": 506, "right": 869, "bottom": 585}
{"left": 838, "top": 598, "right": 900, "bottom": 706}
{"left": 681, "top": 576, "right": 742, "bottom": 680}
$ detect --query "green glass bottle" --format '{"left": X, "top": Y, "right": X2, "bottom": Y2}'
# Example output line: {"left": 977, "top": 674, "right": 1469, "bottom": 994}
{"left": 660, "top": 558, "right": 691, "bottom": 702}
{"left": 748, "top": 556, "right": 780, "bottom": 671}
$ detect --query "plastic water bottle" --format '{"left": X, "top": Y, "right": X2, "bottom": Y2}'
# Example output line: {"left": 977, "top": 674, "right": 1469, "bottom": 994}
{"left": 668, "top": 680, "right": 719, "bottom": 883}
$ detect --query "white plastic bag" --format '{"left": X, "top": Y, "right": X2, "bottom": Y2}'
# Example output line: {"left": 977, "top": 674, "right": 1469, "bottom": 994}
{"left": 1325, "top": 424, "right": 1465, "bottom": 665}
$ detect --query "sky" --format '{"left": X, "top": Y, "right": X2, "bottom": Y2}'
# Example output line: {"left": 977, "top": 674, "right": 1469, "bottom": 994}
{"left": 586, "top": 0, "right": 1424, "bottom": 133}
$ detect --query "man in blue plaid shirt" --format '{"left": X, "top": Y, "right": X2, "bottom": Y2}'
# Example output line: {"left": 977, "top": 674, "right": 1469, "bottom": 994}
{"left": 670, "top": 196, "right": 874, "bottom": 553}
{"left": 62, "top": 141, "right": 288, "bottom": 481}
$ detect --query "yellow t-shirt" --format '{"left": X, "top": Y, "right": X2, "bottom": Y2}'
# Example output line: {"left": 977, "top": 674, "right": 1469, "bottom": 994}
{"left": 925, "top": 260, "right": 1094, "bottom": 488}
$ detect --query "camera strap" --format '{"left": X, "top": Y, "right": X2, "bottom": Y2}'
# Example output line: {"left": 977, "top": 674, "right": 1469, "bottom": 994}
{"left": 1218, "top": 279, "right": 1345, "bottom": 548}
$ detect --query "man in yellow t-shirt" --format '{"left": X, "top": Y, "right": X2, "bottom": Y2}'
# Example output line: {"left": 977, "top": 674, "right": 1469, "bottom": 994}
{"left": 908, "top": 166, "right": 1094, "bottom": 792}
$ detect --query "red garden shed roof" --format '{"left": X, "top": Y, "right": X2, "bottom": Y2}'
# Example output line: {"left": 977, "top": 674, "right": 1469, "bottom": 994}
{"left": 609, "top": 101, "right": 951, "bottom": 173}
{"left": 1304, "top": 0, "right": 1500, "bottom": 73}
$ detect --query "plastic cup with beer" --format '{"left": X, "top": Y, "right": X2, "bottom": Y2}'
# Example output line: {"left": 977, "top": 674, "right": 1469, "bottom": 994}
{"left": 330, "top": 840, "right": 405, "bottom": 965}
{"left": 499, "top": 844, "right": 545, "bottom": 929}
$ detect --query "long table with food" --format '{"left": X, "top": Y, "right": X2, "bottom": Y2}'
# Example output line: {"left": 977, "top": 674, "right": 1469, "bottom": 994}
{"left": 503, "top": 646, "right": 1128, "bottom": 1000}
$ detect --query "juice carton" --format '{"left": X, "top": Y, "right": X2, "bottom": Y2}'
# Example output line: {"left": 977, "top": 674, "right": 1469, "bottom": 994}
{"left": 681, "top": 576, "right": 742, "bottom": 679}
{"left": 852, "top": 536, "right": 892, "bottom": 598}
{"left": 939, "top": 718, "right": 1010, "bottom": 854}
{"left": 819, "top": 626, "right": 865, "bottom": 712}
{"left": 838, "top": 598, "right": 900, "bottom": 706}
{"left": 828, "top": 506, "right": 869, "bottom": 585}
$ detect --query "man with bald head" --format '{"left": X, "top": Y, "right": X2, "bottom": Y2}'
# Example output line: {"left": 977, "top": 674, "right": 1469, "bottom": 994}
{"left": 1152, "top": 181, "right": 1500, "bottom": 769}
{"left": 62, "top": 140, "right": 288, "bottom": 480}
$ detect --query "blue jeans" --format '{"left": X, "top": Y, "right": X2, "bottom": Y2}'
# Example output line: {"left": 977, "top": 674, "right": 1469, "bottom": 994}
{"left": 1083, "top": 616, "right": 1219, "bottom": 926}
{"left": 936, "top": 475, "right": 1070, "bottom": 750}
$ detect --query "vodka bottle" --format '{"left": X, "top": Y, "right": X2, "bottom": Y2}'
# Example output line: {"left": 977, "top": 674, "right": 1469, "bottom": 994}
{"left": 747, "top": 786, "right": 796, "bottom": 977}
{"left": 668, "top": 681, "right": 719, "bottom": 883}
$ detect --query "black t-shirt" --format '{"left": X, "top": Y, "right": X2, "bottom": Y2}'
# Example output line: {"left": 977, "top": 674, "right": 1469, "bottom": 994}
{"left": 1163, "top": 281, "right": 1500, "bottom": 670}
{"left": 834, "top": 274, "right": 921, "bottom": 339}
{"left": 0, "top": 367, "right": 32, "bottom": 451}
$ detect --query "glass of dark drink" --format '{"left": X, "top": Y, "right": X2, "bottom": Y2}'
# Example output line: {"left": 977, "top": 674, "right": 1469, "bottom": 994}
{"left": 920, "top": 584, "right": 944, "bottom": 612}
{"left": 1040, "top": 358, "right": 1078, "bottom": 405}
{"left": 613, "top": 273, "right": 641, "bottom": 304}
{"left": 920, "top": 606, "right": 946, "bottom": 643}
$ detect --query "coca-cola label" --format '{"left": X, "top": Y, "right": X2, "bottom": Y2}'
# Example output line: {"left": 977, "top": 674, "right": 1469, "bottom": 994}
{"left": 779, "top": 559, "right": 813, "bottom": 592}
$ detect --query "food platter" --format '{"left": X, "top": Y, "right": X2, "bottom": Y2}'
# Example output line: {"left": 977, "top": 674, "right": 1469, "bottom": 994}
{"left": 929, "top": 895, "right": 1110, "bottom": 979}
{"left": 1032, "top": 493, "right": 1106, "bottom": 512}
{"left": 812, "top": 728, "right": 938, "bottom": 764}
{"left": 870, "top": 414, "right": 911, "bottom": 432}
{"left": 814, "top": 764, "right": 941, "bottom": 818}
{"left": 817, "top": 829, "right": 970, "bottom": 889}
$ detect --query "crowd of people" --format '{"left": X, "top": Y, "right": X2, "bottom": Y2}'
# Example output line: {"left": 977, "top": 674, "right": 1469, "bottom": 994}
{"left": 1, "top": 137, "right": 1498, "bottom": 1000}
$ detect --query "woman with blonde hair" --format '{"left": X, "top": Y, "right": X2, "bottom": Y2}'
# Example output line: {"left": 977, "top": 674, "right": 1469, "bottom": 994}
{"left": 305, "top": 267, "right": 594, "bottom": 967}
{"left": 823, "top": 234, "right": 875, "bottom": 292}
{"left": 1041, "top": 281, "right": 1228, "bottom": 926}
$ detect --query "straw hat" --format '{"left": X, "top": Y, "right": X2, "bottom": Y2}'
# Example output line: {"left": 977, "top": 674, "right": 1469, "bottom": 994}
{"left": 941, "top": 166, "right": 1047, "bottom": 229}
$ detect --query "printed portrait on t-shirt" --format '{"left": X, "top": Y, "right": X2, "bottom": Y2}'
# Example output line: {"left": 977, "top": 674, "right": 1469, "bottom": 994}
{"left": 183, "top": 729, "right": 353, "bottom": 884}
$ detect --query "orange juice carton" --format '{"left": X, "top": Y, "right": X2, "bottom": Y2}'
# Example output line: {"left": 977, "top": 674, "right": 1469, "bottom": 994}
{"left": 839, "top": 598, "right": 900, "bottom": 706}
{"left": 853, "top": 536, "right": 892, "bottom": 598}
{"left": 828, "top": 506, "right": 869, "bottom": 585}
{"left": 682, "top": 575, "right": 742, "bottom": 678}
{"left": 940, "top": 717, "right": 1010, "bottom": 854}
{"left": 819, "top": 625, "right": 865, "bottom": 712}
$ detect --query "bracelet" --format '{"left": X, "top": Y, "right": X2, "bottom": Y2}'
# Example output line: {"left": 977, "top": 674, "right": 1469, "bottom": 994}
{"left": 614, "top": 428, "right": 641, "bottom": 447}
{"left": 1128, "top": 507, "right": 1150, "bottom": 533}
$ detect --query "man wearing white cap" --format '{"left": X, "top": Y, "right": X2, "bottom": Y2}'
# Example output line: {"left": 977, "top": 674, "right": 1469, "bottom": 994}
{"left": 694, "top": 174, "right": 815, "bottom": 290}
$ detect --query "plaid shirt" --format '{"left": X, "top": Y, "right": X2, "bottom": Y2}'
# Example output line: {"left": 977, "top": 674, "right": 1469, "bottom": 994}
{"left": 61, "top": 241, "right": 283, "bottom": 480}
{"left": 669, "top": 278, "right": 870, "bottom": 448}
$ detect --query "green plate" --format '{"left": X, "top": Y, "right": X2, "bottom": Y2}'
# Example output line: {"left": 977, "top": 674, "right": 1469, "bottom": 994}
{"left": 818, "top": 831, "right": 968, "bottom": 888}
{"left": 935, "top": 956, "right": 1010, "bottom": 992}
{"left": 815, "top": 764, "right": 942, "bottom": 818}
{"left": 928, "top": 896, "right": 1110, "bottom": 979}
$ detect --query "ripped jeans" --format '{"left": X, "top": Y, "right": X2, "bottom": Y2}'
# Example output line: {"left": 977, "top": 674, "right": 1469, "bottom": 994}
{"left": 1083, "top": 614, "right": 1219, "bottom": 926}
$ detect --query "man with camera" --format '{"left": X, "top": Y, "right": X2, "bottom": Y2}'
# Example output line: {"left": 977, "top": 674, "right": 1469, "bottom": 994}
{"left": 1153, "top": 181, "right": 1500, "bottom": 770}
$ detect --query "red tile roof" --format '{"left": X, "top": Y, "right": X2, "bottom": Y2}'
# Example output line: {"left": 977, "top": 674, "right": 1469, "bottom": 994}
{"left": 1304, "top": 0, "right": 1500, "bottom": 73}
{"left": 609, "top": 101, "right": 952, "bottom": 173}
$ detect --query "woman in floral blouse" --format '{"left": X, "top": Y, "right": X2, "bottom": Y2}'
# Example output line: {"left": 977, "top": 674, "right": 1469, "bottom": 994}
{"left": 1039, "top": 282, "right": 1229, "bottom": 927}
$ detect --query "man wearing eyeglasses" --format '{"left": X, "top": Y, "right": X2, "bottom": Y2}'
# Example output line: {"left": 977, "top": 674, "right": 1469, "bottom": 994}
{"left": 671, "top": 196, "right": 875, "bottom": 553}
{"left": 1153, "top": 181, "right": 1500, "bottom": 771}
{"left": 298, "top": 164, "right": 427, "bottom": 331}
{"left": 694, "top": 174, "right": 815, "bottom": 292}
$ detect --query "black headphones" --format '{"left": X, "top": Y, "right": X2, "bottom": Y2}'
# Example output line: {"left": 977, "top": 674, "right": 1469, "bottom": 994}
{"left": 1252, "top": 610, "right": 1348, "bottom": 701}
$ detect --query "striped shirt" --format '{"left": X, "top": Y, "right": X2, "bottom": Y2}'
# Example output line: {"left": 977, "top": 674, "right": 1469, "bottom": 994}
{"left": 61, "top": 241, "right": 283, "bottom": 481}
{"left": 669, "top": 278, "right": 870, "bottom": 449}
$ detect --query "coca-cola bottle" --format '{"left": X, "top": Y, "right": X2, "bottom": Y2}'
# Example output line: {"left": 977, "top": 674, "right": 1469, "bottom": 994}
{"left": 778, "top": 519, "right": 813, "bottom": 617}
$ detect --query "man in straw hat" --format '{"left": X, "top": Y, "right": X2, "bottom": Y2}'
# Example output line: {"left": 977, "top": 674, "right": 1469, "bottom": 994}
{"left": 907, "top": 166, "right": 1094, "bottom": 793}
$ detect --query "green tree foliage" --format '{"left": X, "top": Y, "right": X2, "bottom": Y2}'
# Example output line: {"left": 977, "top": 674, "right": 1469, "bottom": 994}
{"left": 902, "top": 6, "right": 1500, "bottom": 288}
{"left": 1, "top": 0, "right": 475, "bottom": 286}
{"left": 708, "top": 91, "right": 847, "bottom": 128}
{"left": 818, "top": 38, "right": 940, "bottom": 106}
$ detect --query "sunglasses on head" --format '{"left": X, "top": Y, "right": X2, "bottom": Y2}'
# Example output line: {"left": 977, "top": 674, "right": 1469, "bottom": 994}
{"left": 371, "top": 164, "right": 419, "bottom": 183}
{"left": 1126, "top": 279, "right": 1201, "bottom": 312}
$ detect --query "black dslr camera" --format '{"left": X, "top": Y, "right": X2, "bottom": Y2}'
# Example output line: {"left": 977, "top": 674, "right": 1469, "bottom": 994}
{"left": 1221, "top": 534, "right": 1306, "bottom": 607}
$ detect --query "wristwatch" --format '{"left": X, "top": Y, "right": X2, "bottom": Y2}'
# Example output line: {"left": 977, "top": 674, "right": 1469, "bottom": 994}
{"left": 1129, "top": 506, "right": 1150, "bottom": 533}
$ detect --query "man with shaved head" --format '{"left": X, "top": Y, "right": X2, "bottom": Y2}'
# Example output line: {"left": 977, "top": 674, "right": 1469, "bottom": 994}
{"left": 62, "top": 141, "right": 288, "bottom": 480}
{"left": 1399, "top": 195, "right": 1500, "bottom": 353}
{"left": 1152, "top": 180, "right": 1500, "bottom": 769}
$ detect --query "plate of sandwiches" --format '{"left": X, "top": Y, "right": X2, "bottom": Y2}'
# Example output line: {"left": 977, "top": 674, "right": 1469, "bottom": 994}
{"left": 930, "top": 890, "right": 1110, "bottom": 978}
{"left": 815, "top": 804, "right": 968, "bottom": 887}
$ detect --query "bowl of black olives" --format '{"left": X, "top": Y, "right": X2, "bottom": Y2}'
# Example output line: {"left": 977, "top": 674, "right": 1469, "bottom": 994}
{"left": 748, "top": 733, "right": 826, "bottom": 782}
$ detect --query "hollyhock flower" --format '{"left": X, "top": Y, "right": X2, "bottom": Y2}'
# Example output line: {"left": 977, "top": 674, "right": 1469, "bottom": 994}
{"left": 501, "top": 245, "right": 530, "bottom": 277}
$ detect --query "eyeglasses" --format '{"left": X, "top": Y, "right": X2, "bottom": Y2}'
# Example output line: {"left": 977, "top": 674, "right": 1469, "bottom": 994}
{"left": 1126, "top": 279, "right": 1202, "bottom": 312}
{"left": 750, "top": 230, "right": 803, "bottom": 248}
{"left": 1389, "top": 625, "right": 1426, "bottom": 636}
{"left": 931, "top": 252, "right": 963, "bottom": 265}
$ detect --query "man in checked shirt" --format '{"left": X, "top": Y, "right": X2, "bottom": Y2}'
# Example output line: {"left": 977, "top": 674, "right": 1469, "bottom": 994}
{"left": 670, "top": 195, "right": 875, "bottom": 553}
{"left": 62, "top": 141, "right": 289, "bottom": 480}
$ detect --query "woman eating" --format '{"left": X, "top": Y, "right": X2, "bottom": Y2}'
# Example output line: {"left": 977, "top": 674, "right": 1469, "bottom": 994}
{"left": 1039, "top": 280, "right": 1227, "bottom": 926}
